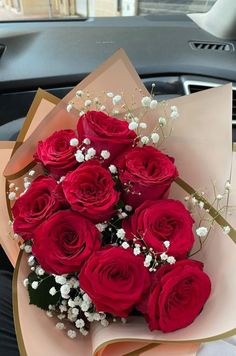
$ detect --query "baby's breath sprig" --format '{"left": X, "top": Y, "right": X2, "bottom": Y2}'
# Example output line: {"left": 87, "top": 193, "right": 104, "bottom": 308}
{"left": 185, "top": 178, "right": 234, "bottom": 257}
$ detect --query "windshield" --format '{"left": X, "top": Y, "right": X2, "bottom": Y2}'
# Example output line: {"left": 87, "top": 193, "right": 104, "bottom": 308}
{"left": 0, "top": 0, "right": 218, "bottom": 21}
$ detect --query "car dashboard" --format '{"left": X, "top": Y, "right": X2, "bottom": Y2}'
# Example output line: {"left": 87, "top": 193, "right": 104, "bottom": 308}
{"left": 0, "top": 15, "right": 235, "bottom": 140}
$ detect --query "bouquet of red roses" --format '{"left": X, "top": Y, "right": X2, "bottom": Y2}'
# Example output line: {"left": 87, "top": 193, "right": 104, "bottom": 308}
{"left": 8, "top": 90, "right": 212, "bottom": 338}
{"left": 2, "top": 49, "right": 236, "bottom": 356}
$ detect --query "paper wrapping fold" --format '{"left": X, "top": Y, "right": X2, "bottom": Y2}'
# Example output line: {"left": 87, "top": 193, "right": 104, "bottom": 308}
{"left": 1, "top": 50, "right": 236, "bottom": 355}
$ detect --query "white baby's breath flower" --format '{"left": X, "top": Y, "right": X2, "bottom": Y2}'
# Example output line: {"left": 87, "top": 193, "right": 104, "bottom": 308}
{"left": 151, "top": 132, "right": 160, "bottom": 144}
{"left": 46, "top": 311, "right": 53, "bottom": 318}
{"left": 49, "top": 287, "right": 57, "bottom": 296}
{"left": 121, "top": 242, "right": 129, "bottom": 249}
{"left": 76, "top": 90, "right": 83, "bottom": 97}
{"left": 8, "top": 192, "right": 16, "bottom": 201}
{"left": 112, "top": 95, "right": 122, "bottom": 105}
{"left": 167, "top": 256, "right": 176, "bottom": 265}
{"left": 28, "top": 255, "right": 35, "bottom": 266}
{"left": 80, "top": 328, "right": 89, "bottom": 336}
{"left": 216, "top": 194, "right": 223, "bottom": 200}
{"left": 101, "top": 319, "right": 109, "bottom": 327}
{"left": 144, "top": 255, "right": 152, "bottom": 267}
{"left": 66, "top": 103, "right": 73, "bottom": 112}
{"left": 163, "top": 240, "right": 170, "bottom": 249}
{"left": 28, "top": 170, "right": 35, "bottom": 177}
{"left": 101, "top": 150, "right": 110, "bottom": 160}
{"left": 70, "top": 138, "right": 79, "bottom": 147}
{"left": 83, "top": 138, "right": 91, "bottom": 145}
{"left": 71, "top": 308, "right": 79, "bottom": 316}
{"left": 67, "top": 330, "right": 77, "bottom": 339}
{"left": 81, "top": 301, "right": 90, "bottom": 312}
{"left": 84, "top": 99, "right": 92, "bottom": 107}
{"left": 159, "top": 117, "right": 167, "bottom": 126}
{"left": 225, "top": 181, "right": 231, "bottom": 191}
{"left": 107, "top": 92, "right": 114, "bottom": 98}
{"left": 31, "top": 281, "right": 39, "bottom": 290}
{"left": 87, "top": 147, "right": 96, "bottom": 157}
{"left": 96, "top": 223, "right": 107, "bottom": 232}
{"left": 116, "top": 228, "right": 126, "bottom": 239}
{"left": 223, "top": 225, "right": 231, "bottom": 234}
{"left": 56, "top": 322, "right": 65, "bottom": 330}
{"left": 9, "top": 182, "right": 15, "bottom": 189}
{"left": 75, "top": 150, "right": 85, "bottom": 163}
{"left": 160, "top": 252, "right": 168, "bottom": 261}
{"left": 125, "top": 205, "right": 132, "bottom": 212}
{"left": 141, "top": 96, "right": 151, "bottom": 107}
{"left": 150, "top": 100, "right": 158, "bottom": 109}
{"left": 79, "top": 111, "right": 85, "bottom": 117}
{"left": 60, "top": 284, "right": 70, "bottom": 296}
{"left": 23, "top": 278, "right": 29, "bottom": 287}
{"left": 128, "top": 122, "right": 138, "bottom": 130}
{"left": 191, "top": 197, "right": 198, "bottom": 205}
{"left": 170, "top": 110, "right": 179, "bottom": 119}
{"left": 76, "top": 319, "right": 85, "bottom": 328}
{"left": 171, "top": 105, "right": 178, "bottom": 112}
{"left": 108, "top": 164, "right": 117, "bottom": 174}
{"left": 139, "top": 122, "right": 147, "bottom": 129}
{"left": 133, "top": 246, "right": 141, "bottom": 256}
{"left": 68, "top": 299, "right": 75, "bottom": 308}
{"left": 24, "top": 181, "right": 31, "bottom": 190}
{"left": 141, "top": 136, "right": 149, "bottom": 145}
{"left": 196, "top": 227, "right": 208, "bottom": 237}
{"left": 37, "top": 268, "right": 45, "bottom": 276}
{"left": 24, "top": 245, "right": 32, "bottom": 254}
{"left": 100, "top": 105, "right": 106, "bottom": 111}
{"left": 199, "top": 201, "right": 204, "bottom": 209}
{"left": 55, "top": 276, "right": 67, "bottom": 285}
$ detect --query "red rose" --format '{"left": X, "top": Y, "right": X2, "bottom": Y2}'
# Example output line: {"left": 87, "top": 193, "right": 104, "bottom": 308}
{"left": 35, "top": 129, "right": 78, "bottom": 178}
{"left": 62, "top": 160, "right": 120, "bottom": 223}
{"left": 32, "top": 210, "right": 101, "bottom": 274}
{"left": 115, "top": 146, "right": 178, "bottom": 208}
{"left": 77, "top": 111, "right": 137, "bottom": 165}
{"left": 12, "top": 176, "right": 63, "bottom": 240}
{"left": 123, "top": 200, "right": 194, "bottom": 259}
{"left": 142, "top": 260, "right": 211, "bottom": 332}
{"left": 79, "top": 246, "right": 150, "bottom": 318}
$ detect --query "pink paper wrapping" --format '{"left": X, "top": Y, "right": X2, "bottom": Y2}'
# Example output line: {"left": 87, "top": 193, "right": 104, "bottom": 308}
{"left": 1, "top": 49, "right": 236, "bottom": 355}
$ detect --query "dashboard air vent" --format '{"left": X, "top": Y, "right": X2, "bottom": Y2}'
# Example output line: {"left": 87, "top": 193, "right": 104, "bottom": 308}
{"left": 0, "top": 44, "right": 6, "bottom": 58}
{"left": 187, "top": 83, "right": 236, "bottom": 125}
{"left": 190, "top": 41, "right": 234, "bottom": 52}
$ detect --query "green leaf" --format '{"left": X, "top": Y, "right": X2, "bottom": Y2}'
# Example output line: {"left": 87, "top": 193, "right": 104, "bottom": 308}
{"left": 27, "top": 272, "right": 60, "bottom": 310}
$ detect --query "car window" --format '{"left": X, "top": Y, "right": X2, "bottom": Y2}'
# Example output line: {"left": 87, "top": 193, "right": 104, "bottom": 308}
{"left": 0, "top": 0, "right": 218, "bottom": 21}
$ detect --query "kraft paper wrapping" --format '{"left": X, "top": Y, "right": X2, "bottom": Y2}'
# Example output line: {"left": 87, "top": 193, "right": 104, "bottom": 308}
{"left": 1, "top": 50, "right": 236, "bottom": 355}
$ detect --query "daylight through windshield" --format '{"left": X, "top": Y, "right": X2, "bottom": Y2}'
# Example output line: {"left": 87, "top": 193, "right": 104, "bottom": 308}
{"left": 0, "top": 0, "right": 217, "bottom": 20}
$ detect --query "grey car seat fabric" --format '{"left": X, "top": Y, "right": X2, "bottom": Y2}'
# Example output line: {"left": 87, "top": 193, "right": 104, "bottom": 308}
{"left": 0, "top": 118, "right": 24, "bottom": 141}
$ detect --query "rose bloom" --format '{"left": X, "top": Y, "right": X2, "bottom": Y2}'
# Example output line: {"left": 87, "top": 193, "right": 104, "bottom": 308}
{"left": 77, "top": 111, "right": 137, "bottom": 165}
{"left": 123, "top": 200, "right": 194, "bottom": 259}
{"left": 35, "top": 129, "right": 78, "bottom": 178}
{"left": 79, "top": 246, "right": 150, "bottom": 318}
{"left": 62, "top": 160, "right": 120, "bottom": 223}
{"left": 32, "top": 210, "right": 101, "bottom": 274}
{"left": 138, "top": 260, "right": 211, "bottom": 332}
{"left": 115, "top": 146, "right": 178, "bottom": 208}
{"left": 12, "top": 176, "right": 63, "bottom": 240}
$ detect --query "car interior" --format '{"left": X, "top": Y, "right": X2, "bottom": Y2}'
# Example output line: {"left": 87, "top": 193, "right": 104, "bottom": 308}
{"left": 0, "top": 0, "right": 236, "bottom": 354}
